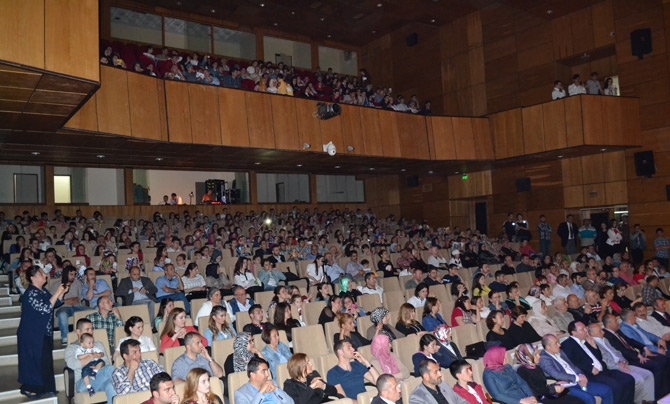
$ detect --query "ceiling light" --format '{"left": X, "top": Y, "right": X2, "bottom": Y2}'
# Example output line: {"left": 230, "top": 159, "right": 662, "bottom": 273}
{"left": 431, "top": 19, "right": 436, "bottom": 23}
{"left": 291, "top": 11, "right": 295, "bottom": 15}
{"left": 428, "top": 170, "right": 434, "bottom": 174}
{"left": 401, "top": 169, "right": 406, "bottom": 172}
{"left": 254, "top": 162, "right": 261, "bottom": 165}
{"left": 320, "top": 17, "right": 325, "bottom": 22}
{"left": 600, "top": 148, "right": 607, "bottom": 152}
{"left": 453, "top": 171, "right": 459, "bottom": 174}
{"left": 557, "top": 155, "right": 563, "bottom": 159}
{"left": 260, "top": 3, "right": 265, "bottom": 6}
{"left": 377, "top": 3, "right": 383, "bottom": 7}
{"left": 327, "top": 34, "right": 331, "bottom": 38}
{"left": 546, "top": 9, "right": 553, "bottom": 14}
{"left": 372, "top": 30, "right": 376, "bottom": 34}
{"left": 346, "top": 146, "right": 355, "bottom": 152}
{"left": 31, "top": 151, "right": 40, "bottom": 155}
{"left": 334, "top": 166, "right": 341, "bottom": 169}
{"left": 303, "top": 143, "right": 311, "bottom": 149}
{"left": 96, "top": 154, "right": 105, "bottom": 158}
{"left": 175, "top": 1, "right": 181, "bottom": 5}
{"left": 210, "top": 9, "right": 216, "bottom": 13}
{"left": 273, "top": 22, "right": 278, "bottom": 26}
{"left": 297, "top": 164, "right": 303, "bottom": 167}
{"left": 155, "top": 157, "right": 163, "bottom": 161}
{"left": 369, "top": 168, "right": 375, "bottom": 171}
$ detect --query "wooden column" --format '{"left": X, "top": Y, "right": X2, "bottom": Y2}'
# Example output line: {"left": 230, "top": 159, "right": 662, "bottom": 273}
{"left": 309, "top": 174, "right": 317, "bottom": 203}
{"left": 249, "top": 172, "right": 258, "bottom": 205}
{"left": 44, "top": 165, "right": 54, "bottom": 205}
{"left": 124, "top": 168, "right": 134, "bottom": 205}
{"left": 255, "top": 29, "right": 264, "bottom": 61}
{"left": 311, "top": 42, "right": 319, "bottom": 70}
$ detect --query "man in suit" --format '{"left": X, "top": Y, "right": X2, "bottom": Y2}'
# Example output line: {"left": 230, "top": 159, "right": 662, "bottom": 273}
{"left": 587, "top": 323, "right": 655, "bottom": 404}
{"left": 372, "top": 374, "right": 401, "bottom": 404}
{"left": 538, "top": 334, "right": 614, "bottom": 404}
{"left": 409, "top": 359, "right": 468, "bottom": 404}
{"left": 561, "top": 321, "right": 635, "bottom": 404}
{"left": 602, "top": 313, "right": 670, "bottom": 398}
{"left": 433, "top": 325, "right": 464, "bottom": 369}
{"left": 115, "top": 266, "right": 158, "bottom": 324}
{"left": 557, "top": 215, "right": 578, "bottom": 255}
{"left": 651, "top": 297, "right": 670, "bottom": 327}
{"left": 619, "top": 308, "right": 669, "bottom": 355}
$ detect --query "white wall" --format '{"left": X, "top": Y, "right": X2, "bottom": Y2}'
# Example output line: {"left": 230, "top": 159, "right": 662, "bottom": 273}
{"left": 318, "top": 46, "right": 358, "bottom": 76}
{"left": 316, "top": 175, "right": 364, "bottom": 202}
{"left": 111, "top": 23, "right": 162, "bottom": 46}
{"left": 87, "top": 168, "right": 125, "bottom": 205}
{"left": 0, "top": 165, "right": 44, "bottom": 203}
{"left": 263, "top": 36, "right": 311, "bottom": 68}
{"left": 257, "top": 173, "right": 309, "bottom": 203}
{"left": 140, "top": 170, "right": 236, "bottom": 205}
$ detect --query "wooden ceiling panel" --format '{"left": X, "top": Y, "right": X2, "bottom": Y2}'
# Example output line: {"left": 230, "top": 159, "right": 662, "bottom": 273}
{"left": 0, "top": 99, "right": 24, "bottom": 112}
{"left": 0, "top": 112, "right": 20, "bottom": 129}
{"left": 37, "top": 75, "right": 97, "bottom": 94}
{"left": 30, "top": 90, "right": 87, "bottom": 105}
{"left": 0, "top": 87, "right": 33, "bottom": 102}
{"left": 23, "top": 102, "right": 74, "bottom": 115}
{"left": 0, "top": 70, "right": 41, "bottom": 88}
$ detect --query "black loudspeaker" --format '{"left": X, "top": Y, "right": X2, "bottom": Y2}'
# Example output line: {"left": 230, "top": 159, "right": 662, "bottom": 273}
{"left": 515, "top": 178, "right": 531, "bottom": 192}
{"left": 634, "top": 150, "right": 656, "bottom": 177}
{"left": 406, "top": 33, "right": 418, "bottom": 47}
{"left": 407, "top": 175, "right": 420, "bottom": 188}
{"left": 631, "top": 28, "right": 652, "bottom": 59}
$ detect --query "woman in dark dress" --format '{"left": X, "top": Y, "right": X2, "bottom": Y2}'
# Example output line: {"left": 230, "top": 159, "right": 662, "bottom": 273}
{"left": 376, "top": 250, "right": 398, "bottom": 278}
{"left": 333, "top": 313, "right": 370, "bottom": 349}
{"left": 515, "top": 344, "right": 585, "bottom": 404}
{"left": 507, "top": 306, "right": 541, "bottom": 347}
{"left": 284, "top": 353, "right": 343, "bottom": 404}
{"left": 485, "top": 310, "right": 515, "bottom": 350}
{"left": 318, "top": 295, "right": 341, "bottom": 326}
{"left": 395, "top": 303, "right": 426, "bottom": 335}
{"left": 18, "top": 265, "right": 69, "bottom": 399}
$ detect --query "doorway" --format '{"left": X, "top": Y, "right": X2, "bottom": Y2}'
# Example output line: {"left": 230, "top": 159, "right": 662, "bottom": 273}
{"left": 474, "top": 202, "right": 488, "bottom": 235}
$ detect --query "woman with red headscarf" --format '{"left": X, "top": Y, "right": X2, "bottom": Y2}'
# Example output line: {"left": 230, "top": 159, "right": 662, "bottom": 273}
{"left": 369, "top": 334, "right": 409, "bottom": 382}
{"left": 482, "top": 346, "right": 538, "bottom": 404}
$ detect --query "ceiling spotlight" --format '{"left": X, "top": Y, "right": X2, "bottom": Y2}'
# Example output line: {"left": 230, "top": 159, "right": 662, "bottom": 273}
{"left": 97, "top": 154, "right": 105, "bottom": 158}
{"left": 377, "top": 3, "right": 383, "bottom": 7}
{"left": 372, "top": 30, "right": 376, "bottom": 34}
{"left": 428, "top": 170, "right": 434, "bottom": 174}
{"left": 273, "top": 22, "right": 278, "bottom": 26}
{"left": 175, "top": 1, "right": 181, "bottom": 5}
{"left": 320, "top": 17, "right": 325, "bottom": 22}
{"left": 327, "top": 34, "right": 332, "bottom": 38}
{"left": 600, "top": 148, "right": 607, "bottom": 152}
{"left": 557, "top": 155, "right": 563, "bottom": 159}
{"left": 369, "top": 168, "right": 375, "bottom": 171}
{"left": 155, "top": 157, "right": 163, "bottom": 161}
{"left": 297, "top": 164, "right": 303, "bottom": 167}
{"left": 346, "top": 146, "right": 355, "bottom": 152}
{"left": 334, "top": 165, "right": 341, "bottom": 169}
{"left": 453, "top": 171, "right": 459, "bottom": 174}
{"left": 303, "top": 143, "right": 311, "bottom": 149}
{"left": 254, "top": 162, "right": 261, "bottom": 165}
{"left": 291, "top": 11, "right": 295, "bottom": 15}
{"left": 546, "top": 9, "right": 553, "bottom": 14}
{"left": 31, "top": 151, "right": 40, "bottom": 155}
{"left": 260, "top": 3, "right": 265, "bottom": 6}
{"left": 431, "top": 19, "right": 436, "bottom": 23}
{"left": 401, "top": 169, "right": 406, "bottom": 172}
{"left": 210, "top": 9, "right": 216, "bottom": 13}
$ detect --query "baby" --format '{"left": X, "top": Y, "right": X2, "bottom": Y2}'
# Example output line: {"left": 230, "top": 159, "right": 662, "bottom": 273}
{"left": 76, "top": 333, "right": 106, "bottom": 396}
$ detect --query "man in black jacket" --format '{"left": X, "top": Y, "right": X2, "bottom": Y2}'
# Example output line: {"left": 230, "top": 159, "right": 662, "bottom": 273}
{"left": 372, "top": 374, "right": 402, "bottom": 404}
{"left": 115, "top": 266, "right": 157, "bottom": 324}
{"left": 557, "top": 215, "right": 578, "bottom": 255}
{"left": 561, "top": 321, "right": 635, "bottom": 404}
{"left": 651, "top": 297, "right": 670, "bottom": 327}
{"left": 602, "top": 314, "right": 670, "bottom": 398}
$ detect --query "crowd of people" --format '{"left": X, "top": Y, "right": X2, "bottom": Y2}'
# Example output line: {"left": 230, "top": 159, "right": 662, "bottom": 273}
{"left": 2, "top": 207, "right": 669, "bottom": 404}
{"left": 552, "top": 72, "right": 619, "bottom": 100}
{"left": 99, "top": 41, "right": 433, "bottom": 115}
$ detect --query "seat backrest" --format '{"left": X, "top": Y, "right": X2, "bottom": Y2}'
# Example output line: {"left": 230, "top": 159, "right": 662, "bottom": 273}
{"left": 275, "top": 362, "right": 289, "bottom": 387}
{"left": 316, "top": 353, "right": 338, "bottom": 381}
{"left": 392, "top": 334, "right": 419, "bottom": 372}
{"left": 357, "top": 344, "right": 372, "bottom": 361}
{"left": 380, "top": 277, "right": 401, "bottom": 292}
{"left": 148, "top": 270, "right": 165, "bottom": 286}
{"left": 190, "top": 298, "right": 208, "bottom": 323}
{"left": 118, "top": 304, "right": 151, "bottom": 326}
{"left": 441, "top": 368, "right": 458, "bottom": 390}
{"left": 428, "top": 284, "right": 449, "bottom": 304}
{"left": 235, "top": 311, "right": 253, "bottom": 333}
{"left": 276, "top": 261, "right": 296, "bottom": 276}
{"left": 356, "top": 389, "right": 376, "bottom": 404}
{"left": 175, "top": 377, "right": 224, "bottom": 403}
{"left": 73, "top": 309, "right": 98, "bottom": 327}
{"left": 212, "top": 338, "right": 235, "bottom": 366}
{"left": 164, "top": 346, "right": 186, "bottom": 375}
{"left": 303, "top": 300, "right": 326, "bottom": 326}
{"left": 324, "top": 321, "right": 339, "bottom": 352}
{"left": 114, "top": 348, "right": 159, "bottom": 367}
{"left": 400, "top": 376, "right": 422, "bottom": 404}
{"left": 293, "top": 324, "right": 330, "bottom": 358}
{"left": 357, "top": 294, "right": 382, "bottom": 313}
{"left": 113, "top": 390, "right": 151, "bottom": 404}
{"left": 356, "top": 315, "right": 373, "bottom": 337}
{"left": 255, "top": 290, "right": 276, "bottom": 313}
{"left": 227, "top": 371, "right": 249, "bottom": 404}
{"left": 382, "top": 291, "right": 406, "bottom": 312}
{"left": 450, "top": 324, "right": 481, "bottom": 354}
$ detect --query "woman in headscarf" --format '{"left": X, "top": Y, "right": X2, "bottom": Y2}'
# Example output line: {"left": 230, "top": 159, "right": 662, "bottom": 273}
{"left": 482, "top": 346, "right": 538, "bottom": 404}
{"left": 366, "top": 307, "right": 404, "bottom": 341}
{"left": 515, "top": 344, "right": 584, "bottom": 404}
{"left": 527, "top": 300, "right": 565, "bottom": 339}
{"left": 369, "top": 334, "right": 409, "bottom": 381}
{"left": 233, "top": 332, "right": 264, "bottom": 372}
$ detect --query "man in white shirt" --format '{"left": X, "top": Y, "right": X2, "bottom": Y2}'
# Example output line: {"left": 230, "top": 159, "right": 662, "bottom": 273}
{"left": 553, "top": 274, "right": 571, "bottom": 299}
{"left": 633, "top": 302, "right": 670, "bottom": 341}
{"left": 357, "top": 272, "right": 384, "bottom": 302}
{"left": 552, "top": 80, "right": 566, "bottom": 100}
{"left": 568, "top": 74, "right": 587, "bottom": 96}
{"left": 588, "top": 323, "right": 654, "bottom": 404}
{"left": 427, "top": 246, "right": 447, "bottom": 268}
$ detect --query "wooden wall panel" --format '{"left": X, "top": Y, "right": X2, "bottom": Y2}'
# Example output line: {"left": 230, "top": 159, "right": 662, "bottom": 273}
{"left": 564, "top": 96, "right": 584, "bottom": 147}
{"left": 339, "top": 105, "right": 364, "bottom": 156}
{"left": 164, "top": 80, "right": 192, "bottom": 144}
{"left": 429, "top": 117, "right": 457, "bottom": 160}
{"left": 319, "top": 117, "right": 344, "bottom": 157}
{"left": 448, "top": 170, "right": 492, "bottom": 199}
{"left": 472, "top": 118, "right": 494, "bottom": 160}
{"left": 605, "top": 181, "right": 628, "bottom": 205}
{"left": 397, "top": 114, "right": 429, "bottom": 160}
{"left": 581, "top": 155, "right": 605, "bottom": 184}
{"left": 217, "top": 89, "right": 249, "bottom": 147}
{"left": 378, "top": 111, "right": 401, "bottom": 158}
{"left": 583, "top": 183, "right": 606, "bottom": 206}
{"left": 359, "top": 108, "right": 384, "bottom": 157}
{"left": 564, "top": 185, "right": 585, "bottom": 207}
{"left": 591, "top": 0, "right": 615, "bottom": 48}
{"left": 96, "top": 67, "right": 131, "bottom": 137}
{"left": 127, "top": 73, "right": 161, "bottom": 141}
{"left": 271, "top": 96, "right": 299, "bottom": 151}
{"left": 542, "top": 101, "right": 567, "bottom": 151}
{"left": 293, "top": 98, "right": 320, "bottom": 152}
{"left": 603, "top": 151, "right": 626, "bottom": 182}
{"left": 571, "top": 8, "right": 595, "bottom": 55}
{"left": 0, "top": 1, "right": 44, "bottom": 69}
{"left": 561, "top": 157, "right": 583, "bottom": 186}
{"left": 522, "top": 104, "right": 545, "bottom": 154}
{"left": 45, "top": 0, "right": 99, "bottom": 82}
{"left": 581, "top": 97, "right": 605, "bottom": 145}
{"left": 246, "top": 92, "right": 275, "bottom": 149}
{"left": 552, "top": 16, "right": 573, "bottom": 59}
{"left": 156, "top": 80, "right": 168, "bottom": 141}
{"left": 452, "top": 118, "right": 476, "bottom": 160}
{"left": 491, "top": 109, "right": 523, "bottom": 159}
{"left": 189, "top": 85, "right": 221, "bottom": 145}
{"left": 65, "top": 94, "right": 98, "bottom": 132}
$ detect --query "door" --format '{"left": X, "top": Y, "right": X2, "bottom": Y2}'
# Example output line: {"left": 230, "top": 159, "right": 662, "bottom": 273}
{"left": 475, "top": 202, "right": 488, "bottom": 235}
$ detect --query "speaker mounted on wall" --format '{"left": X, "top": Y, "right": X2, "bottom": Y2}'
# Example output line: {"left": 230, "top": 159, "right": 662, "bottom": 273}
{"left": 515, "top": 178, "right": 531, "bottom": 192}
{"left": 407, "top": 175, "right": 419, "bottom": 188}
{"left": 631, "top": 28, "right": 652, "bottom": 60}
{"left": 634, "top": 150, "right": 656, "bottom": 178}
{"left": 406, "top": 33, "right": 418, "bottom": 47}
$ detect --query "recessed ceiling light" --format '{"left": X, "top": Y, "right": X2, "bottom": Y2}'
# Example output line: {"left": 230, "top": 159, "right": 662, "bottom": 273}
{"left": 369, "top": 168, "right": 375, "bottom": 171}
{"left": 260, "top": 3, "right": 265, "bottom": 6}
{"left": 377, "top": 3, "right": 383, "bottom": 7}
{"left": 546, "top": 9, "right": 553, "bottom": 14}
{"left": 320, "top": 17, "right": 325, "bottom": 22}
{"left": 291, "top": 11, "right": 295, "bottom": 15}
{"left": 97, "top": 154, "right": 105, "bottom": 158}
{"left": 431, "top": 19, "right": 436, "bottom": 23}
{"left": 273, "top": 22, "right": 278, "bottom": 26}
{"left": 327, "top": 34, "right": 331, "bottom": 38}
{"left": 334, "top": 166, "right": 341, "bottom": 169}
{"left": 371, "top": 30, "right": 376, "bottom": 34}
{"left": 428, "top": 170, "right": 434, "bottom": 174}
{"left": 175, "top": 1, "right": 181, "bottom": 5}
{"left": 600, "top": 148, "right": 607, "bottom": 152}
{"left": 400, "top": 169, "right": 406, "bottom": 172}
{"left": 557, "top": 155, "right": 563, "bottom": 159}
{"left": 254, "top": 162, "right": 261, "bottom": 165}
{"left": 155, "top": 157, "right": 163, "bottom": 161}
{"left": 297, "top": 164, "right": 302, "bottom": 167}
{"left": 453, "top": 171, "right": 459, "bottom": 174}
{"left": 31, "top": 151, "right": 40, "bottom": 156}
{"left": 210, "top": 9, "right": 216, "bottom": 13}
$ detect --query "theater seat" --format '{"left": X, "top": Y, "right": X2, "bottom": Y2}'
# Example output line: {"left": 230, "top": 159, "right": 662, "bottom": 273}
{"left": 227, "top": 371, "right": 248, "bottom": 404}
{"left": 400, "top": 376, "right": 422, "bottom": 404}
{"left": 293, "top": 324, "right": 330, "bottom": 358}
{"left": 112, "top": 390, "right": 151, "bottom": 404}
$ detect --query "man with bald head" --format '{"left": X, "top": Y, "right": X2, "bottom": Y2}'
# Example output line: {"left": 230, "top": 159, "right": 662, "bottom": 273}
{"left": 587, "top": 322, "right": 654, "bottom": 404}
{"left": 567, "top": 294, "right": 592, "bottom": 325}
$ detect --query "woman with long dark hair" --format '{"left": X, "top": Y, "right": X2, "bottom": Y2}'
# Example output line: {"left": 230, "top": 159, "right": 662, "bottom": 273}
{"left": 233, "top": 257, "right": 263, "bottom": 298}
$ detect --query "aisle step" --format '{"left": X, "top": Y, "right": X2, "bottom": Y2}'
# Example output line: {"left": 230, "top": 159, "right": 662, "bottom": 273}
{"left": 0, "top": 330, "right": 62, "bottom": 347}
{"left": 0, "top": 348, "right": 64, "bottom": 366}
{"left": 0, "top": 374, "right": 62, "bottom": 402}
